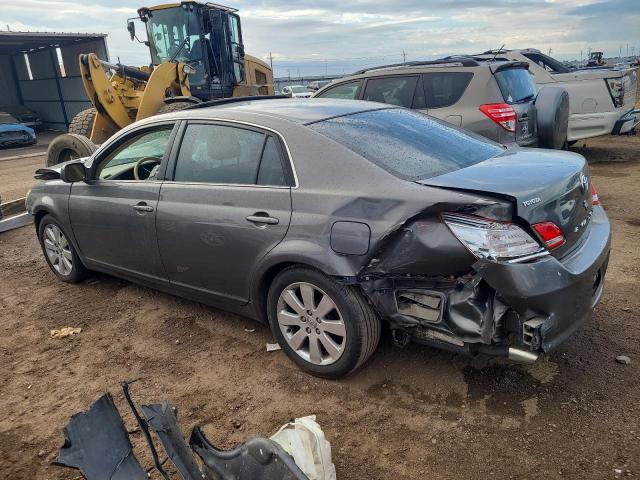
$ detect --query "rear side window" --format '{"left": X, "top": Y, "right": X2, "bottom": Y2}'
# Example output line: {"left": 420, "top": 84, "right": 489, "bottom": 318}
{"left": 423, "top": 72, "right": 473, "bottom": 109}
{"left": 316, "top": 80, "right": 361, "bottom": 99}
{"left": 257, "top": 136, "right": 287, "bottom": 186}
{"left": 174, "top": 124, "right": 286, "bottom": 186}
{"left": 309, "top": 108, "right": 502, "bottom": 181}
{"left": 494, "top": 68, "right": 537, "bottom": 104}
{"left": 362, "top": 76, "right": 418, "bottom": 107}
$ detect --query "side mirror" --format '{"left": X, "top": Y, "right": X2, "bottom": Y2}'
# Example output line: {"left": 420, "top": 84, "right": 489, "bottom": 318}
{"left": 127, "top": 20, "right": 136, "bottom": 41}
{"left": 60, "top": 161, "right": 87, "bottom": 183}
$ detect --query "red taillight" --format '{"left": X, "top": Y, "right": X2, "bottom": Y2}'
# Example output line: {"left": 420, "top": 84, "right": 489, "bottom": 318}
{"left": 479, "top": 103, "right": 516, "bottom": 132}
{"left": 532, "top": 222, "right": 565, "bottom": 250}
{"left": 591, "top": 183, "right": 600, "bottom": 205}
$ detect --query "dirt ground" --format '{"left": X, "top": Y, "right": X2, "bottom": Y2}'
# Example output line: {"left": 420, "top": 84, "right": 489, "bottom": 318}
{"left": 0, "top": 131, "right": 58, "bottom": 204}
{"left": 0, "top": 132, "right": 639, "bottom": 479}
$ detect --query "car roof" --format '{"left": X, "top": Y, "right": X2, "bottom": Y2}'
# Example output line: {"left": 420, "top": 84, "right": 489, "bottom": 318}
{"left": 167, "top": 98, "right": 391, "bottom": 125}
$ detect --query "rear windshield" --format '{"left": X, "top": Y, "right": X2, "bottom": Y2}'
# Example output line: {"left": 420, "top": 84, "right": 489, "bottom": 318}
{"left": 494, "top": 68, "right": 537, "bottom": 104}
{"left": 308, "top": 108, "right": 503, "bottom": 181}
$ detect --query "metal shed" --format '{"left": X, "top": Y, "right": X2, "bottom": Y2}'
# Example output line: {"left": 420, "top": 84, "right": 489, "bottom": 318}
{"left": 0, "top": 31, "right": 108, "bottom": 131}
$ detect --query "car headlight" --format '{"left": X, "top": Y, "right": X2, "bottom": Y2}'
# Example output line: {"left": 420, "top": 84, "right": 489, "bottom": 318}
{"left": 442, "top": 213, "right": 545, "bottom": 261}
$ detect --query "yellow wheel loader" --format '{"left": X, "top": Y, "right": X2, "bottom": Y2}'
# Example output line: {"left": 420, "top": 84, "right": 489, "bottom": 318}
{"left": 47, "top": 1, "right": 274, "bottom": 165}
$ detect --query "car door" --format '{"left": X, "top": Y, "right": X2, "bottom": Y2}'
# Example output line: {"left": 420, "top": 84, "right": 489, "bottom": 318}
{"left": 156, "top": 121, "right": 293, "bottom": 304}
{"left": 68, "top": 122, "right": 179, "bottom": 285}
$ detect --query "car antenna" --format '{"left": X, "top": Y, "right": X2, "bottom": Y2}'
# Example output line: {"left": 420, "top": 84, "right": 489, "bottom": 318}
{"left": 492, "top": 45, "right": 505, "bottom": 62}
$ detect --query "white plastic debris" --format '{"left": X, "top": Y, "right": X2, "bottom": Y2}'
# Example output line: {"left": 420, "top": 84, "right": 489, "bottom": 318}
{"left": 271, "top": 415, "right": 336, "bottom": 480}
{"left": 266, "top": 343, "right": 282, "bottom": 352}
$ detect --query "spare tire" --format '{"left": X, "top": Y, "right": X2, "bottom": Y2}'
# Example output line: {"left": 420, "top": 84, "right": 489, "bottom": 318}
{"left": 47, "top": 133, "right": 97, "bottom": 166}
{"left": 68, "top": 108, "right": 96, "bottom": 138}
{"left": 535, "top": 86, "right": 570, "bottom": 149}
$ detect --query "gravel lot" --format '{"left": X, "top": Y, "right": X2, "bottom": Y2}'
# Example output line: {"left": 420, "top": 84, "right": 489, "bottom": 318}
{"left": 0, "top": 133, "right": 638, "bottom": 479}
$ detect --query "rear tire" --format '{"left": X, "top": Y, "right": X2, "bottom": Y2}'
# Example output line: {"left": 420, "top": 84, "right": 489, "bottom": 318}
{"left": 267, "top": 266, "right": 381, "bottom": 378}
{"left": 38, "top": 215, "right": 87, "bottom": 283}
{"left": 46, "top": 133, "right": 97, "bottom": 166}
{"left": 157, "top": 101, "right": 195, "bottom": 115}
{"left": 68, "top": 108, "right": 96, "bottom": 138}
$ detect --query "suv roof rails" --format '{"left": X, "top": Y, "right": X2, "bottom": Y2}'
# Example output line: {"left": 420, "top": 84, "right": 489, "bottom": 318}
{"left": 186, "top": 95, "right": 289, "bottom": 110}
{"left": 352, "top": 57, "right": 479, "bottom": 75}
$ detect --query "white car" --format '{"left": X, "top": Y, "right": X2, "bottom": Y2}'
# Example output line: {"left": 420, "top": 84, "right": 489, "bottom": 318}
{"left": 281, "top": 85, "right": 313, "bottom": 98}
{"left": 474, "top": 49, "right": 639, "bottom": 142}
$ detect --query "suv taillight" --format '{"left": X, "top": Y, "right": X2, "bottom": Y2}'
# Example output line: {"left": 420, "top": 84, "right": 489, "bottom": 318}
{"left": 479, "top": 103, "right": 516, "bottom": 132}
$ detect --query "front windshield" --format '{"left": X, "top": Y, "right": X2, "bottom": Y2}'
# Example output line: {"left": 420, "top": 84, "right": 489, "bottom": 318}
{"left": 146, "top": 7, "right": 201, "bottom": 65}
{"left": 291, "top": 86, "right": 310, "bottom": 93}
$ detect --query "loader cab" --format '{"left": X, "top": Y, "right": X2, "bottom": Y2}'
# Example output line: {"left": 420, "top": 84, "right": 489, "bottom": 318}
{"left": 137, "top": 2, "right": 245, "bottom": 100}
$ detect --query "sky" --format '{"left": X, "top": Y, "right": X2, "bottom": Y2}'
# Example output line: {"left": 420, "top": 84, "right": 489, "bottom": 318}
{"left": 1, "top": 0, "right": 638, "bottom": 77}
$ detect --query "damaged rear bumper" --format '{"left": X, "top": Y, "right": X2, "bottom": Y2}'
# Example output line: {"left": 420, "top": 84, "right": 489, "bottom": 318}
{"left": 359, "top": 206, "right": 611, "bottom": 358}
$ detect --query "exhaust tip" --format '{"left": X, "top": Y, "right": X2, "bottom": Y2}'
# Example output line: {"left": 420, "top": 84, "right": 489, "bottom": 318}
{"left": 508, "top": 347, "right": 539, "bottom": 364}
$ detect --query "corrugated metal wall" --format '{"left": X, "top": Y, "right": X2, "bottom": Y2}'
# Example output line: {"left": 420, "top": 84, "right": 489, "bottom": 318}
{"left": 2, "top": 37, "right": 109, "bottom": 131}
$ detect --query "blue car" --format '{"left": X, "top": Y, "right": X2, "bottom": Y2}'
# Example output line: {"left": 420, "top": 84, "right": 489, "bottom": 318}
{"left": 0, "top": 112, "right": 36, "bottom": 148}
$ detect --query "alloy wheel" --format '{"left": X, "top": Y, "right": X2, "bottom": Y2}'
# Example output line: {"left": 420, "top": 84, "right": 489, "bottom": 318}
{"left": 43, "top": 224, "right": 73, "bottom": 276}
{"left": 276, "top": 282, "right": 347, "bottom": 365}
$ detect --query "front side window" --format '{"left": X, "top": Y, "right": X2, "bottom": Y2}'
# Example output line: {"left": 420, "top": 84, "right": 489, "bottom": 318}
{"left": 423, "top": 72, "right": 473, "bottom": 109}
{"left": 174, "top": 124, "right": 287, "bottom": 186}
{"left": 316, "top": 80, "right": 362, "bottom": 100}
{"left": 96, "top": 127, "right": 173, "bottom": 180}
{"left": 309, "top": 108, "right": 502, "bottom": 181}
{"left": 362, "top": 76, "right": 418, "bottom": 107}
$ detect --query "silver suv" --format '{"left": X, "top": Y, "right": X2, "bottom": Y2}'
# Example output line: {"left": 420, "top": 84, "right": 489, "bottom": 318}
{"left": 314, "top": 58, "right": 541, "bottom": 147}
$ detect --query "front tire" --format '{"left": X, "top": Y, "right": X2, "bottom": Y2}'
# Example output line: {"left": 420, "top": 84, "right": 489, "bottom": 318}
{"left": 38, "top": 215, "right": 87, "bottom": 283}
{"left": 267, "top": 266, "right": 380, "bottom": 378}
{"left": 156, "top": 101, "right": 195, "bottom": 115}
{"left": 68, "top": 108, "right": 96, "bottom": 138}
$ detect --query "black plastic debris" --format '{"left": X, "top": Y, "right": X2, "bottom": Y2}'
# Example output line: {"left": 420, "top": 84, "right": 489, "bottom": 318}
{"left": 55, "top": 393, "right": 147, "bottom": 480}
{"left": 191, "top": 426, "right": 308, "bottom": 480}
{"left": 55, "top": 384, "right": 309, "bottom": 480}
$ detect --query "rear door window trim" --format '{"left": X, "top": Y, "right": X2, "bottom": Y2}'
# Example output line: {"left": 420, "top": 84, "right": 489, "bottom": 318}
{"left": 166, "top": 118, "right": 297, "bottom": 188}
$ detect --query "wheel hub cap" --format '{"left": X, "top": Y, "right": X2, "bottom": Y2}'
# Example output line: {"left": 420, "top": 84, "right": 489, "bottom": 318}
{"left": 276, "top": 282, "right": 347, "bottom": 366}
{"left": 43, "top": 224, "right": 73, "bottom": 276}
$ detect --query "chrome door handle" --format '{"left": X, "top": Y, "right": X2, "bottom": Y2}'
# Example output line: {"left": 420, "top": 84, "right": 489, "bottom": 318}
{"left": 132, "top": 203, "right": 154, "bottom": 212}
{"left": 246, "top": 214, "right": 279, "bottom": 225}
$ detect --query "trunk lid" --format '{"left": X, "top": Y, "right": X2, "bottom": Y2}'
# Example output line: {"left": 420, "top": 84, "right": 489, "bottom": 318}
{"left": 419, "top": 148, "right": 593, "bottom": 257}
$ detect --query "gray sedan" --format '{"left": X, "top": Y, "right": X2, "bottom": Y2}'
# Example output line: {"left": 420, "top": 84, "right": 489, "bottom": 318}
{"left": 27, "top": 99, "right": 611, "bottom": 378}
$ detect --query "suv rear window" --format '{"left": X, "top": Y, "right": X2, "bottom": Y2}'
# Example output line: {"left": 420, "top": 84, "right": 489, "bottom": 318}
{"left": 308, "top": 108, "right": 503, "bottom": 180}
{"left": 423, "top": 72, "right": 473, "bottom": 108}
{"left": 494, "top": 68, "right": 537, "bottom": 104}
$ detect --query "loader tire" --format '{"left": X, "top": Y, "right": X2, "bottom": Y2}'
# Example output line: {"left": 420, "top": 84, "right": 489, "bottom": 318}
{"left": 156, "top": 101, "right": 195, "bottom": 115}
{"left": 47, "top": 133, "right": 97, "bottom": 166}
{"left": 68, "top": 108, "right": 96, "bottom": 138}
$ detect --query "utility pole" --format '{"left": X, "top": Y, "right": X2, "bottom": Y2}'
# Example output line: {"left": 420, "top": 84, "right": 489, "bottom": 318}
{"left": 619, "top": 45, "right": 622, "bottom": 58}
{"left": 402, "top": 50, "right": 406, "bottom": 65}
{"left": 627, "top": 44, "right": 629, "bottom": 56}
{"left": 268, "top": 51, "right": 273, "bottom": 70}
